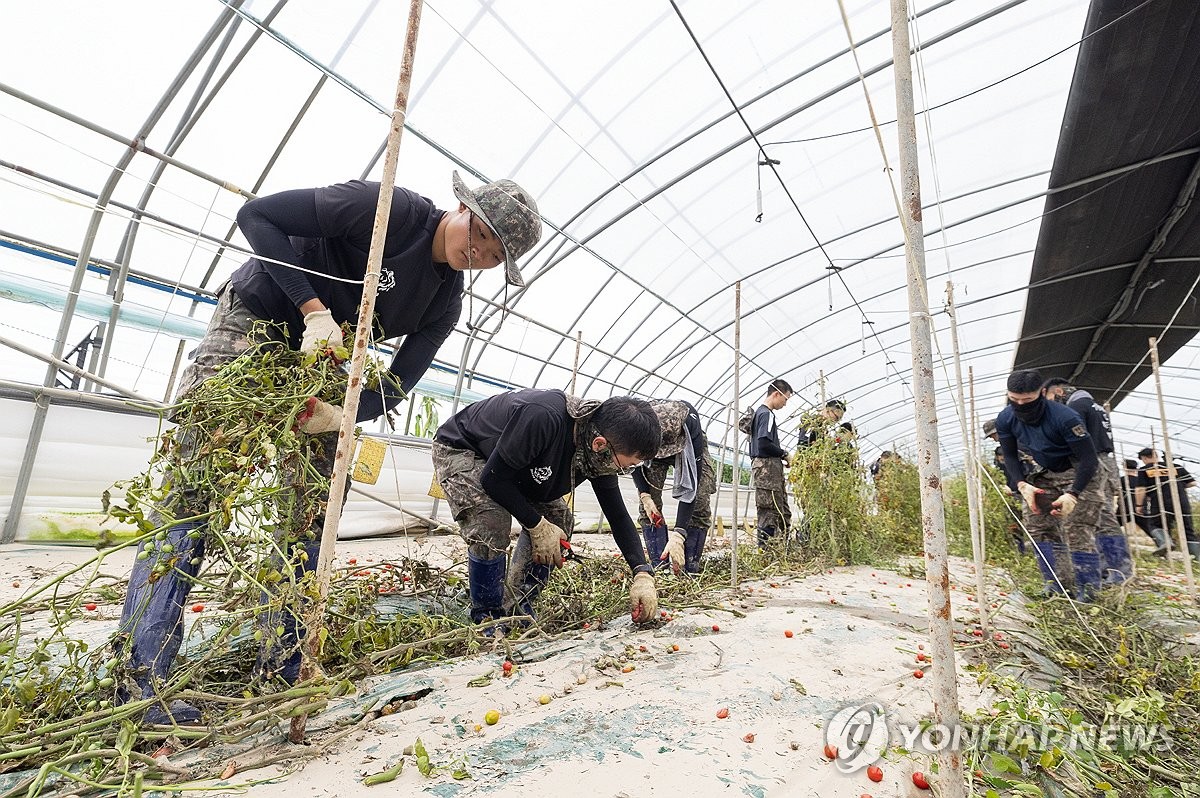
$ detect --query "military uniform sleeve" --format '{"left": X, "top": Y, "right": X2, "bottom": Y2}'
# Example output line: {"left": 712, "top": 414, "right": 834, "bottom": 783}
{"left": 994, "top": 412, "right": 1023, "bottom": 491}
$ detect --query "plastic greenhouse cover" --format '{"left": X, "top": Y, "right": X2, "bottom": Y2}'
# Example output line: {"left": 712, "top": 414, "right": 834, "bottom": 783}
{"left": 0, "top": 0, "right": 1197, "bottom": 476}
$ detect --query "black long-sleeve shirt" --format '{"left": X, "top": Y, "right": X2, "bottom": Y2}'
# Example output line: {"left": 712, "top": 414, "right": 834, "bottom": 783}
{"left": 995, "top": 402, "right": 1097, "bottom": 495}
{"left": 231, "top": 180, "right": 462, "bottom": 422}
{"left": 748, "top": 404, "right": 785, "bottom": 459}
{"left": 437, "top": 389, "right": 648, "bottom": 572}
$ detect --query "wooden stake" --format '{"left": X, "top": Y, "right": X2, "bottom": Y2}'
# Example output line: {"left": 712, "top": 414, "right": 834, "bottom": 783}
{"left": 890, "top": 2, "right": 964, "bottom": 791}
{"left": 569, "top": 330, "right": 582, "bottom": 395}
{"left": 289, "top": 0, "right": 425, "bottom": 743}
{"left": 1149, "top": 337, "right": 1196, "bottom": 598}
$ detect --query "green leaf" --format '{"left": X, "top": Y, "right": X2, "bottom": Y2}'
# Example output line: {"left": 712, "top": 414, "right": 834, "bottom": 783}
{"left": 989, "top": 753, "right": 1022, "bottom": 774}
{"left": 414, "top": 737, "right": 433, "bottom": 777}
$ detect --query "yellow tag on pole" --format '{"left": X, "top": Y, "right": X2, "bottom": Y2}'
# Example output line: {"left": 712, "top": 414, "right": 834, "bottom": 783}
{"left": 351, "top": 437, "right": 387, "bottom": 485}
{"left": 715, "top": 517, "right": 725, "bottom": 537}
{"left": 428, "top": 476, "right": 447, "bottom": 499}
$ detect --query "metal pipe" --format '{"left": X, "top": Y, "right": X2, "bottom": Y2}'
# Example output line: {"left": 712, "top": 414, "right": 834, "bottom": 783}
{"left": 731, "top": 281, "right": 742, "bottom": 587}
{"left": 969, "top": 367, "right": 986, "bottom": 564}
{"left": 0, "top": 333, "right": 157, "bottom": 403}
{"left": 291, "top": 0, "right": 424, "bottom": 742}
{"left": 1149, "top": 337, "right": 1197, "bottom": 597}
{"left": 890, "top": 2, "right": 964, "bottom": 793}
{"left": 947, "top": 284, "right": 987, "bottom": 634}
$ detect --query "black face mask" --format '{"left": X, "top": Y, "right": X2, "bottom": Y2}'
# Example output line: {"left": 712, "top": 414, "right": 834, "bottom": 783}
{"left": 1011, "top": 396, "right": 1046, "bottom": 425}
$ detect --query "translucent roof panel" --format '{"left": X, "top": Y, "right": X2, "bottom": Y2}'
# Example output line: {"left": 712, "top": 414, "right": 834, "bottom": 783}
{"left": 3, "top": 0, "right": 1196, "bottom": 470}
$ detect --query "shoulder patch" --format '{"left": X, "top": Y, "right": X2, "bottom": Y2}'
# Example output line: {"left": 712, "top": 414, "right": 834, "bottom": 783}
{"left": 1071, "top": 424, "right": 1087, "bottom": 438}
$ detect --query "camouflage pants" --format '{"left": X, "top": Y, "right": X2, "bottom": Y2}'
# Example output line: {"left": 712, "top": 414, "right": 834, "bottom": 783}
{"left": 1022, "top": 466, "right": 1102, "bottom": 552}
{"left": 1095, "top": 454, "right": 1122, "bottom": 536}
{"left": 634, "top": 455, "right": 717, "bottom": 531}
{"left": 431, "top": 441, "right": 573, "bottom": 559}
{"left": 752, "top": 457, "right": 792, "bottom": 533}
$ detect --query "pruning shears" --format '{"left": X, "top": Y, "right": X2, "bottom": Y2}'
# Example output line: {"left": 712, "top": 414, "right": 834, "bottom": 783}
{"left": 559, "top": 539, "right": 590, "bottom": 564}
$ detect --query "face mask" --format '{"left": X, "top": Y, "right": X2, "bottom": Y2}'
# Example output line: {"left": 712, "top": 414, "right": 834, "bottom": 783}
{"left": 1011, "top": 396, "right": 1046, "bottom": 425}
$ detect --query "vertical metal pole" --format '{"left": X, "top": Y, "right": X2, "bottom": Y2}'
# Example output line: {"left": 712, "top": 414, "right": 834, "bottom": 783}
{"left": 570, "top": 330, "right": 582, "bottom": 395}
{"left": 1149, "top": 337, "right": 1197, "bottom": 597}
{"left": 890, "top": 3, "right": 964, "bottom": 793}
{"left": 946, "top": 284, "right": 987, "bottom": 633}
{"left": 290, "top": 0, "right": 425, "bottom": 742}
{"left": 731, "top": 282, "right": 741, "bottom": 587}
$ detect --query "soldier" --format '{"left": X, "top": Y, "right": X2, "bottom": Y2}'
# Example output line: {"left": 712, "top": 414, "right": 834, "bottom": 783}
{"left": 799, "top": 399, "right": 847, "bottom": 447}
{"left": 633, "top": 400, "right": 717, "bottom": 574}
{"left": 995, "top": 370, "right": 1104, "bottom": 599}
{"left": 748, "top": 378, "right": 794, "bottom": 547}
{"left": 114, "top": 174, "right": 541, "bottom": 725}
{"left": 1041, "top": 378, "right": 1132, "bottom": 583}
{"left": 433, "top": 391, "right": 663, "bottom": 624}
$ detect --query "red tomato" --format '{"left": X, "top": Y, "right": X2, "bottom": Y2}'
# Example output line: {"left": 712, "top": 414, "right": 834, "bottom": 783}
{"left": 84, "top": 602, "right": 97, "bottom": 611}
{"left": 742, "top": 733, "right": 755, "bottom": 743}
{"left": 502, "top": 661, "right": 513, "bottom": 673}
{"left": 823, "top": 744, "right": 838, "bottom": 759}
{"left": 716, "top": 707, "right": 729, "bottom": 719}
{"left": 913, "top": 670, "right": 924, "bottom": 679}
{"left": 784, "top": 630, "right": 794, "bottom": 638}
{"left": 867, "top": 765, "right": 883, "bottom": 782}
{"left": 191, "top": 603, "right": 205, "bottom": 613}
{"left": 912, "top": 772, "right": 930, "bottom": 789}
{"left": 712, "top": 624, "right": 720, "bottom": 632}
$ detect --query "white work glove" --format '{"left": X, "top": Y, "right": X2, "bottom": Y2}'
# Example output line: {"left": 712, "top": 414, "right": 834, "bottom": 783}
{"left": 1016, "top": 482, "right": 1043, "bottom": 513}
{"left": 297, "top": 397, "right": 343, "bottom": 435}
{"left": 1052, "top": 492, "right": 1077, "bottom": 517}
{"left": 529, "top": 517, "right": 568, "bottom": 566}
{"left": 661, "top": 528, "right": 687, "bottom": 575}
{"left": 300, "top": 309, "right": 344, "bottom": 355}
{"left": 639, "top": 493, "right": 664, "bottom": 527}
{"left": 629, "top": 571, "right": 658, "bottom": 623}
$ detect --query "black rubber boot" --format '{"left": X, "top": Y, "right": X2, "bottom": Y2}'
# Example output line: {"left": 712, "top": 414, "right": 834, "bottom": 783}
{"left": 684, "top": 526, "right": 708, "bottom": 574}
{"left": 115, "top": 521, "right": 206, "bottom": 725}
{"left": 467, "top": 552, "right": 507, "bottom": 623}
{"left": 756, "top": 526, "right": 776, "bottom": 548}
{"left": 643, "top": 524, "right": 668, "bottom": 570}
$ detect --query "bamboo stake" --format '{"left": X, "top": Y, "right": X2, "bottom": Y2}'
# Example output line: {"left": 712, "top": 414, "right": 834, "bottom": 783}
{"left": 968, "top": 366, "right": 985, "bottom": 563}
{"left": 731, "top": 282, "right": 742, "bottom": 587}
{"left": 569, "top": 330, "right": 582, "bottom": 395}
{"left": 890, "top": 2, "right": 964, "bottom": 792}
{"left": 1149, "top": 337, "right": 1197, "bottom": 598}
{"left": 946, "top": 284, "right": 987, "bottom": 633}
{"left": 1105, "top": 402, "right": 1137, "bottom": 578}
{"left": 290, "top": 0, "right": 425, "bottom": 743}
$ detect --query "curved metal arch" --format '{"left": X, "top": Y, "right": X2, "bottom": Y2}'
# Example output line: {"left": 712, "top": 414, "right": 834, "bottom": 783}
{"left": 461, "top": 0, "right": 1014, "bottom": 379}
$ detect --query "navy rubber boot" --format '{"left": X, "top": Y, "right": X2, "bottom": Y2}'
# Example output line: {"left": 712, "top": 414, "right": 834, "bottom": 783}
{"left": 513, "top": 563, "right": 553, "bottom": 618}
{"left": 116, "top": 521, "right": 206, "bottom": 725}
{"left": 642, "top": 524, "right": 668, "bottom": 570}
{"left": 1032, "top": 541, "right": 1064, "bottom": 596}
{"left": 255, "top": 536, "right": 322, "bottom": 684}
{"left": 467, "top": 552, "right": 507, "bottom": 623}
{"left": 757, "top": 526, "right": 777, "bottom": 548}
{"left": 1147, "top": 526, "right": 1169, "bottom": 556}
{"left": 1096, "top": 534, "right": 1132, "bottom": 586}
{"left": 684, "top": 526, "right": 708, "bottom": 574}
{"left": 1071, "top": 551, "right": 1102, "bottom": 602}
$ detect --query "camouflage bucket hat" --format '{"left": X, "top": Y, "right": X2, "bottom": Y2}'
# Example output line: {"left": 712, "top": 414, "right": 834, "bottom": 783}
{"left": 451, "top": 170, "right": 542, "bottom": 287}
{"left": 982, "top": 419, "right": 997, "bottom": 437}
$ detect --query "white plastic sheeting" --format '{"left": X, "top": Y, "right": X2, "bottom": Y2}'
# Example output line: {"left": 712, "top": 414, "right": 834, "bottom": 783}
{"left": 0, "top": 0, "right": 1197, "bottom": 489}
